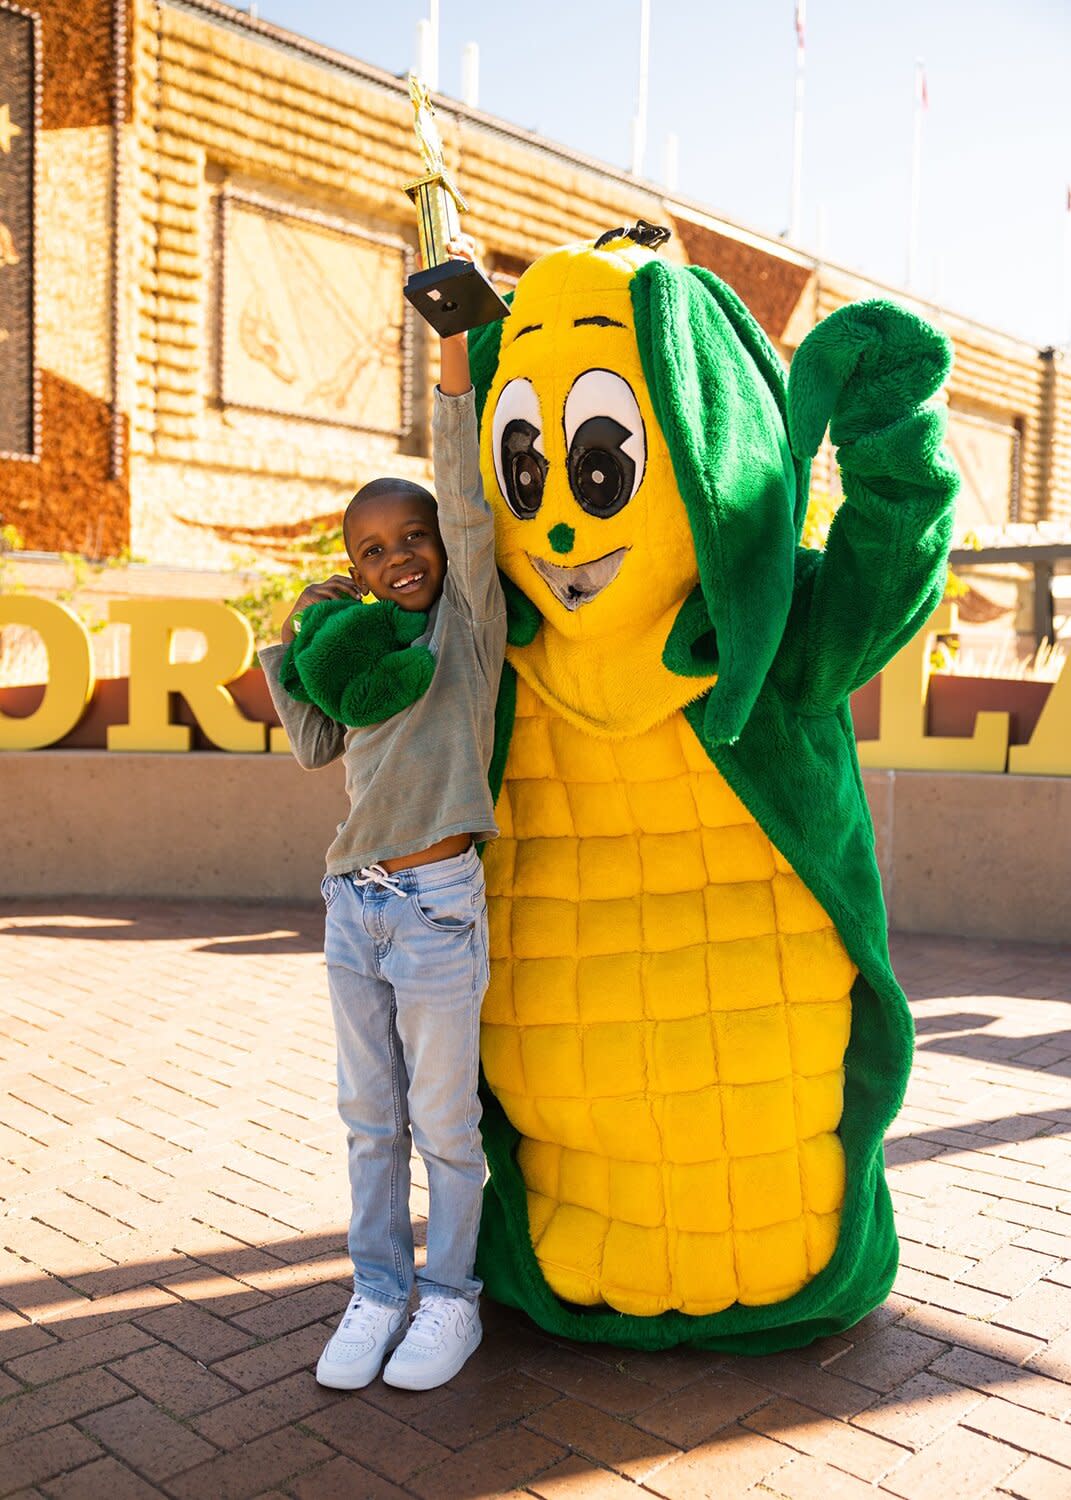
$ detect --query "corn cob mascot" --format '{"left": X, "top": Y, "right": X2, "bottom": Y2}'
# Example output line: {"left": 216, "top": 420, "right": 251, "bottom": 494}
{"left": 467, "top": 223, "right": 958, "bottom": 1353}
{"left": 286, "top": 223, "right": 958, "bottom": 1353}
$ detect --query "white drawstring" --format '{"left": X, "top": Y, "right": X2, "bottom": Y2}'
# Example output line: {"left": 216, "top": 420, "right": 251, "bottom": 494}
{"left": 353, "top": 863, "right": 406, "bottom": 897}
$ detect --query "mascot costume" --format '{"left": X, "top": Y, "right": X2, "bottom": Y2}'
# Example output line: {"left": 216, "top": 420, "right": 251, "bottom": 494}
{"left": 286, "top": 222, "right": 959, "bottom": 1353}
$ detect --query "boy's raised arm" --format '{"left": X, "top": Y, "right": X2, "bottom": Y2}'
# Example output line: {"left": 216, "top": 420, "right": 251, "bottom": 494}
{"left": 432, "top": 259, "right": 505, "bottom": 627}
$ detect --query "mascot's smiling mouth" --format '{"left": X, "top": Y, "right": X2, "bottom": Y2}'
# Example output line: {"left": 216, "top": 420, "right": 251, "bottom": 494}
{"left": 527, "top": 547, "right": 627, "bottom": 610}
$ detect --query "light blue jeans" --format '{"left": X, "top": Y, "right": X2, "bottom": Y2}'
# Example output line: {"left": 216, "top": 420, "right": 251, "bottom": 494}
{"left": 321, "top": 844, "right": 488, "bottom": 1309}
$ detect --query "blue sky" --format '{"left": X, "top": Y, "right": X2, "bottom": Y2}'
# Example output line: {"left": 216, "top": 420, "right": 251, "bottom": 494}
{"left": 254, "top": 0, "right": 1070, "bottom": 347}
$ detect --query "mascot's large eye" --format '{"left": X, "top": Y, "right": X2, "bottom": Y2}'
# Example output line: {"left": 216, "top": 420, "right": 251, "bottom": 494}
{"left": 563, "top": 369, "right": 646, "bottom": 519}
{"left": 492, "top": 378, "right": 548, "bottom": 519}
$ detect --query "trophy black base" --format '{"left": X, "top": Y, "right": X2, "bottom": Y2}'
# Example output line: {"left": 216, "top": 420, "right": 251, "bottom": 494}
{"left": 404, "top": 259, "right": 511, "bottom": 337}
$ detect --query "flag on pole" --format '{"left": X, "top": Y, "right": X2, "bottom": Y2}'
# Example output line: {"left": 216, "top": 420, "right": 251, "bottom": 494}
{"left": 795, "top": 0, "right": 806, "bottom": 50}
{"left": 917, "top": 63, "right": 928, "bottom": 111}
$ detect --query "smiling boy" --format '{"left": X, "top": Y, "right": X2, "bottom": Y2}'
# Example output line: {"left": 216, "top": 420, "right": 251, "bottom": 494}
{"left": 258, "top": 253, "right": 506, "bottom": 1392}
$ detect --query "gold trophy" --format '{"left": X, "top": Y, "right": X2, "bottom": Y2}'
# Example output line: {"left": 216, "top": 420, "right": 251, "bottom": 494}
{"left": 402, "top": 75, "right": 510, "bottom": 336}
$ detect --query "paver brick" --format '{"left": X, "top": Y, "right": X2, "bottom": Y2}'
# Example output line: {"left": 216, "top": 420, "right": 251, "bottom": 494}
{"left": 961, "top": 1395, "right": 1071, "bottom": 1468}
{"left": 930, "top": 1346, "right": 1071, "bottom": 1418}
{"left": 287, "top": 1455, "right": 411, "bottom": 1500}
{"left": 78, "top": 1395, "right": 218, "bottom": 1482}
{"left": 879, "top": 1423, "right": 1023, "bottom": 1499}
{"left": 158, "top": 1267, "right": 267, "bottom": 1317}
{"left": 999, "top": 1454, "right": 1071, "bottom": 1500}
{"left": 896, "top": 1304, "right": 1045, "bottom": 1366}
{"left": 0, "top": 1368, "right": 132, "bottom": 1445}
{"left": 828, "top": 1324, "right": 950, "bottom": 1393}
{"left": 410, "top": 1370, "right": 559, "bottom": 1449}
{"left": 524, "top": 1395, "right": 681, "bottom": 1481}
{"left": 725, "top": 1353, "right": 875, "bottom": 1420}
{"left": 632, "top": 1372, "right": 772, "bottom": 1448}
{"left": 995, "top": 1282, "right": 1071, "bottom": 1341}
{"left": 518, "top": 1345, "right": 658, "bottom": 1416}
{"left": 0, "top": 1320, "right": 55, "bottom": 1364}
{"left": 206, "top": 1323, "right": 332, "bottom": 1392}
{"left": 744, "top": 1394, "right": 908, "bottom": 1481}
{"left": 164, "top": 1425, "right": 333, "bottom": 1500}
{"left": 304, "top": 1394, "right": 452, "bottom": 1483}
{"left": 959, "top": 1246, "right": 1061, "bottom": 1297}
{"left": 404, "top": 1426, "right": 565, "bottom": 1499}
{"left": 641, "top": 1421, "right": 794, "bottom": 1499}
{"left": 0, "top": 1422, "right": 100, "bottom": 1495}
{"left": 227, "top": 1282, "right": 348, "bottom": 1340}
{"left": 131, "top": 1301, "right": 255, "bottom": 1363}
{"left": 766, "top": 1453, "right": 892, "bottom": 1499}
{"left": 43, "top": 1454, "right": 172, "bottom": 1500}
{"left": 526, "top": 1454, "right": 641, "bottom": 1498}
{"left": 191, "top": 1370, "right": 337, "bottom": 1449}
{"left": 6, "top": 1322, "right": 155, "bottom": 1387}
{"left": 106, "top": 1342, "right": 237, "bottom": 1416}
{"left": 853, "top": 1370, "right": 986, "bottom": 1450}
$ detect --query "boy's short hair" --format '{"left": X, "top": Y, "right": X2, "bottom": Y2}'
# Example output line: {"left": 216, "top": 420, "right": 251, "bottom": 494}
{"left": 343, "top": 478, "right": 439, "bottom": 561}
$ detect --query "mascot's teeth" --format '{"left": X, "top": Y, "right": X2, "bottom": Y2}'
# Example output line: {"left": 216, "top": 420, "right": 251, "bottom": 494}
{"left": 527, "top": 548, "right": 627, "bottom": 610}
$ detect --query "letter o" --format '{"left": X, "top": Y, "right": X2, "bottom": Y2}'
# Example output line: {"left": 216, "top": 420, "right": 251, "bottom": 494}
{"left": 0, "top": 598, "right": 95, "bottom": 750}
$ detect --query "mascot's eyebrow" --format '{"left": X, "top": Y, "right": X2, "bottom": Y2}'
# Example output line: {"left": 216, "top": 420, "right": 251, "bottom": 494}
{"left": 512, "top": 323, "right": 542, "bottom": 340}
{"left": 574, "top": 315, "right": 626, "bottom": 329}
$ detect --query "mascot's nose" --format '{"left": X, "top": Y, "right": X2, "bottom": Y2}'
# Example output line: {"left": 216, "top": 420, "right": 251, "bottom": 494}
{"left": 547, "top": 523, "right": 575, "bottom": 556}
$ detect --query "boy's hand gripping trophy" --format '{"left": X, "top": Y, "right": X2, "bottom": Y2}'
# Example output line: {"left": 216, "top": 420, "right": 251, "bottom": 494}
{"left": 402, "top": 75, "right": 510, "bottom": 336}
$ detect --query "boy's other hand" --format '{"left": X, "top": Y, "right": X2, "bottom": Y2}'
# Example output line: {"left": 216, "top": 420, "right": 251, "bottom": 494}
{"left": 281, "top": 576, "right": 361, "bottom": 645}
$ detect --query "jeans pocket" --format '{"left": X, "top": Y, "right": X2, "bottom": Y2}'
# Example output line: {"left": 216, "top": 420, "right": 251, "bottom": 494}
{"left": 320, "top": 873, "right": 342, "bottom": 910}
{"left": 412, "top": 884, "right": 477, "bottom": 934}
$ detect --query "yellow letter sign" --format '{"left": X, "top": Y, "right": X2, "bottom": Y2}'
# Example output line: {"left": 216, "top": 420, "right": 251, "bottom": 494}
{"left": 856, "top": 602, "right": 1011, "bottom": 773}
{"left": 1008, "top": 650, "right": 1071, "bottom": 776}
{"left": 0, "top": 598, "right": 94, "bottom": 749}
{"left": 106, "top": 600, "right": 266, "bottom": 753}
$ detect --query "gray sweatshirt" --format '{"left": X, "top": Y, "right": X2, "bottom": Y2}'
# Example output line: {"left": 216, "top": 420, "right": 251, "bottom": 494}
{"left": 259, "top": 388, "right": 507, "bottom": 873}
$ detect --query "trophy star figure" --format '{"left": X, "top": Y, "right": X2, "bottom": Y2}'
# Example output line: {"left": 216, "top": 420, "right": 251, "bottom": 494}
{"left": 408, "top": 74, "right": 447, "bottom": 179}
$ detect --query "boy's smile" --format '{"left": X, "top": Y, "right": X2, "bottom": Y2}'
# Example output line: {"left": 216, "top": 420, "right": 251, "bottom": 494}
{"left": 345, "top": 491, "right": 447, "bottom": 612}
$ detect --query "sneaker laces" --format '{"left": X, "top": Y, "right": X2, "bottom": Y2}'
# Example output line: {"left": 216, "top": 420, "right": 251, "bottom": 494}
{"left": 336, "top": 1294, "right": 389, "bottom": 1345}
{"left": 405, "top": 1294, "right": 452, "bottom": 1348}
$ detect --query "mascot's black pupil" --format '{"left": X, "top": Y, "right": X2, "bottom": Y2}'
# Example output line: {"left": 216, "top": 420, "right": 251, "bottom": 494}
{"left": 568, "top": 415, "right": 635, "bottom": 517}
{"left": 501, "top": 418, "right": 547, "bottom": 519}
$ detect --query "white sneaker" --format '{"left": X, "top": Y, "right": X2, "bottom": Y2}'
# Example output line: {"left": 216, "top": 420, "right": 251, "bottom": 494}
{"left": 382, "top": 1293, "right": 482, "bottom": 1390}
{"left": 315, "top": 1293, "right": 407, "bottom": 1390}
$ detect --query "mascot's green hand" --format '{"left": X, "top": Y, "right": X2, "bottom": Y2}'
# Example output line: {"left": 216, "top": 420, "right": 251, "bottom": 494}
{"left": 787, "top": 299, "right": 952, "bottom": 459}
{"left": 280, "top": 597, "right": 435, "bottom": 726}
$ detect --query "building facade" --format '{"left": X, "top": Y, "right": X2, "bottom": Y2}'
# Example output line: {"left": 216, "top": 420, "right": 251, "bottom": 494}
{"left": 1, "top": 0, "right": 1069, "bottom": 571}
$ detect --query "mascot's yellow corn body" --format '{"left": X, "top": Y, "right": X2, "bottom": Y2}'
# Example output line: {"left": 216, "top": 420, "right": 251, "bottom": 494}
{"left": 479, "top": 240, "right": 857, "bottom": 1318}
{"left": 481, "top": 684, "right": 856, "bottom": 1317}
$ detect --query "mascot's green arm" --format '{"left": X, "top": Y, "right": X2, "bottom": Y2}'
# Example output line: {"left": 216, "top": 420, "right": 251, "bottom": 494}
{"left": 776, "top": 300, "right": 961, "bottom": 713}
{"left": 280, "top": 597, "right": 435, "bottom": 727}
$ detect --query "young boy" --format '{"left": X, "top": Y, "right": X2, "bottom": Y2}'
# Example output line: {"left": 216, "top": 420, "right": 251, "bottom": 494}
{"left": 259, "top": 276, "right": 506, "bottom": 1392}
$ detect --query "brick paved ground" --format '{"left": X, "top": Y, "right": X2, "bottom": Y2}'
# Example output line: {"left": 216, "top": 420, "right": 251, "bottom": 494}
{"left": 0, "top": 906, "right": 1070, "bottom": 1500}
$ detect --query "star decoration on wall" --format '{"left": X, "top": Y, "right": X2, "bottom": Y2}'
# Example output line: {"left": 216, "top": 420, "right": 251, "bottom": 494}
{"left": 0, "top": 104, "right": 23, "bottom": 155}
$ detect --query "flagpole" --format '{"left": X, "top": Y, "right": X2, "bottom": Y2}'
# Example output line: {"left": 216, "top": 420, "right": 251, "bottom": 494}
{"left": 630, "top": 0, "right": 651, "bottom": 178}
{"left": 1063, "top": 186, "right": 1071, "bottom": 348}
{"left": 907, "top": 58, "right": 926, "bottom": 291}
{"left": 789, "top": 0, "right": 806, "bottom": 242}
{"left": 427, "top": 0, "right": 440, "bottom": 90}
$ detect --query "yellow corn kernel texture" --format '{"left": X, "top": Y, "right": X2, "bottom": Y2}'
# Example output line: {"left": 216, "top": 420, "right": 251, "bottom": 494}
{"left": 482, "top": 680, "right": 856, "bottom": 1317}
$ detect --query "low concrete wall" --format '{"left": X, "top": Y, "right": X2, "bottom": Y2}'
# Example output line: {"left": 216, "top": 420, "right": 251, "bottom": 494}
{"left": 3, "top": 753, "right": 1069, "bottom": 942}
